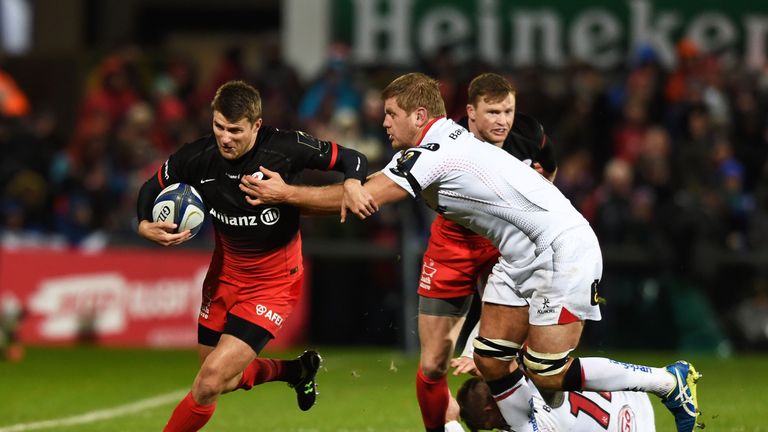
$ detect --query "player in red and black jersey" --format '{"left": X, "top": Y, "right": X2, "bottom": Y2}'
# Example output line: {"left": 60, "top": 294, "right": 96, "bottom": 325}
{"left": 136, "top": 80, "right": 376, "bottom": 432}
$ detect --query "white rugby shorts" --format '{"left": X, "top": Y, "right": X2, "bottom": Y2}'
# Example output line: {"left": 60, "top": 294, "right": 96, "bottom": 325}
{"left": 482, "top": 225, "right": 603, "bottom": 326}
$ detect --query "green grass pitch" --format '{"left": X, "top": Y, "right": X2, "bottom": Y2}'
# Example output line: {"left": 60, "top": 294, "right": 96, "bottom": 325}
{"left": 0, "top": 346, "right": 764, "bottom": 431}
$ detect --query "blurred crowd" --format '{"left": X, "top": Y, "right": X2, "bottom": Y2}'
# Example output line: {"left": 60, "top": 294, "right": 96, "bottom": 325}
{"left": 2, "top": 38, "right": 768, "bottom": 348}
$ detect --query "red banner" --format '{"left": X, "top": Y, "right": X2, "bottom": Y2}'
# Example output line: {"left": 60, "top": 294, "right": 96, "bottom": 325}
{"left": 0, "top": 248, "right": 308, "bottom": 349}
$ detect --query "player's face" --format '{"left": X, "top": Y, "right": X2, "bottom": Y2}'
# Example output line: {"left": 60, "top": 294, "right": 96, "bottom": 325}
{"left": 466, "top": 93, "right": 516, "bottom": 147}
{"left": 382, "top": 97, "right": 420, "bottom": 151}
{"left": 212, "top": 111, "right": 262, "bottom": 160}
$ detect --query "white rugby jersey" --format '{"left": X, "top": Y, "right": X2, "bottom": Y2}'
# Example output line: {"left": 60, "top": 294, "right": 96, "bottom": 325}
{"left": 531, "top": 387, "right": 655, "bottom": 432}
{"left": 382, "top": 118, "right": 589, "bottom": 264}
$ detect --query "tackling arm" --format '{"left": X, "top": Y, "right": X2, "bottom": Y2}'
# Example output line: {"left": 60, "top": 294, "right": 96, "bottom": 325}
{"left": 240, "top": 169, "right": 409, "bottom": 221}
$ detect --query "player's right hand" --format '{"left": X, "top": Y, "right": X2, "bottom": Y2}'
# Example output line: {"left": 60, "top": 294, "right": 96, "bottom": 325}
{"left": 240, "top": 166, "right": 292, "bottom": 206}
{"left": 451, "top": 356, "right": 482, "bottom": 377}
{"left": 137, "top": 220, "right": 192, "bottom": 247}
{"left": 341, "top": 178, "right": 378, "bottom": 223}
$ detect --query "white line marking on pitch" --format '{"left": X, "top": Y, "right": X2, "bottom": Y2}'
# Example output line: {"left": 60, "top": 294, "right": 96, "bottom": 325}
{"left": 0, "top": 389, "right": 187, "bottom": 432}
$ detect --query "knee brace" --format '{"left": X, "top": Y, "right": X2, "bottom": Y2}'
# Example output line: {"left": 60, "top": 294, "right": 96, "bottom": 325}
{"left": 472, "top": 336, "right": 522, "bottom": 361}
{"left": 522, "top": 347, "right": 572, "bottom": 376}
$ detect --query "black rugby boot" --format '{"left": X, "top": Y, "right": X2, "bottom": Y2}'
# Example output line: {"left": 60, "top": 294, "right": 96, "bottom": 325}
{"left": 290, "top": 350, "right": 322, "bottom": 411}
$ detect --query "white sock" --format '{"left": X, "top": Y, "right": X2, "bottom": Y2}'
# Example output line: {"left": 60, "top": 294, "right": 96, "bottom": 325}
{"left": 487, "top": 370, "right": 539, "bottom": 432}
{"left": 579, "top": 357, "right": 675, "bottom": 396}
{"left": 444, "top": 420, "right": 465, "bottom": 432}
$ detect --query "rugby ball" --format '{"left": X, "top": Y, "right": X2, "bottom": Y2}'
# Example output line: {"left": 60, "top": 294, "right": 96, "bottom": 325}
{"left": 152, "top": 183, "right": 206, "bottom": 237}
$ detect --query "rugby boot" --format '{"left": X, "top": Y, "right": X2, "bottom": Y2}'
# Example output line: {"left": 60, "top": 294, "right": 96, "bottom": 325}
{"left": 661, "top": 361, "right": 703, "bottom": 432}
{"left": 290, "top": 350, "right": 322, "bottom": 411}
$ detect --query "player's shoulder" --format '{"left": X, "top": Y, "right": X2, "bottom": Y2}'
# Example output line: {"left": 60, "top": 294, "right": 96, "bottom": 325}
{"left": 173, "top": 134, "right": 217, "bottom": 161}
{"left": 255, "top": 125, "right": 287, "bottom": 144}
{"left": 510, "top": 112, "right": 546, "bottom": 146}
{"left": 261, "top": 126, "right": 329, "bottom": 151}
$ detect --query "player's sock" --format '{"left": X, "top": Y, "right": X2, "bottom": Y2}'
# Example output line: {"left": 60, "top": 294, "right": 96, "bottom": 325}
{"left": 163, "top": 392, "right": 216, "bottom": 432}
{"left": 578, "top": 357, "right": 675, "bottom": 396}
{"left": 238, "top": 358, "right": 301, "bottom": 390}
{"left": 416, "top": 367, "right": 449, "bottom": 431}
{"left": 486, "top": 368, "right": 538, "bottom": 432}
{"left": 444, "top": 420, "right": 465, "bottom": 432}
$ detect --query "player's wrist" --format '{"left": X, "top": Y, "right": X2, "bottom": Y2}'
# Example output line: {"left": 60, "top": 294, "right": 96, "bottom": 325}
{"left": 283, "top": 184, "right": 301, "bottom": 205}
{"left": 343, "top": 178, "right": 362, "bottom": 189}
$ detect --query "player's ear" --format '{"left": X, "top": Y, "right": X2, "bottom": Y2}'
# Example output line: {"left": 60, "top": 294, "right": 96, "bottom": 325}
{"left": 415, "top": 107, "right": 428, "bottom": 126}
{"left": 466, "top": 104, "right": 475, "bottom": 120}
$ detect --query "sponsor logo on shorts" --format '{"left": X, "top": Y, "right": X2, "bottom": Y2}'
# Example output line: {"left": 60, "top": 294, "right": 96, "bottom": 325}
{"left": 590, "top": 279, "right": 602, "bottom": 305}
{"left": 199, "top": 288, "right": 213, "bottom": 319}
{"left": 537, "top": 297, "right": 556, "bottom": 315}
{"left": 255, "top": 304, "right": 283, "bottom": 326}
{"left": 618, "top": 404, "right": 635, "bottom": 431}
{"left": 419, "top": 259, "right": 438, "bottom": 290}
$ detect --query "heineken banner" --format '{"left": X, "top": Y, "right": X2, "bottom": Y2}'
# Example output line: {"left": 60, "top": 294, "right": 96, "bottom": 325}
{"left": 332, "top": 0, "right": 768, "bottom": 70}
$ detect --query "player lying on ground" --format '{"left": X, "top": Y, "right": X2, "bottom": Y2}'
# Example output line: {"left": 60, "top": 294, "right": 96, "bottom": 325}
{"left": 456, "top": 375, "right": 655, "bottom": 432}
{"left": 449, "top": 323, "right": 656, "bottom": 431}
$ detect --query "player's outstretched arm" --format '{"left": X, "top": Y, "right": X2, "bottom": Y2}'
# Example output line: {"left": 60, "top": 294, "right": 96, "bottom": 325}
{"left": 240, "top": 166, "right": 345, "bottom": 214}
{"left": 341, "top": 171, "right": 408, "bottom": 221}
{"left": 240, "top": 169, "right": 408, "bottom": 221}
{"left": 451, "top": 321, "right": 482, "bottom": 377}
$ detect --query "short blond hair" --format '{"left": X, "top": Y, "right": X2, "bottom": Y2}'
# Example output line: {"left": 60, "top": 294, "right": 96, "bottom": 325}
{"left": 382, "top": 73, "right": 446, "bottom": 117}
{"left": 211, "top": 80, "right": 262, "bottom": 124}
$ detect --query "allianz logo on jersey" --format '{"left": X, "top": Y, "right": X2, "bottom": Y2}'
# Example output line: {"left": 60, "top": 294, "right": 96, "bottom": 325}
{"left": 208, "top": 207, "right": 280, "bottom": 226}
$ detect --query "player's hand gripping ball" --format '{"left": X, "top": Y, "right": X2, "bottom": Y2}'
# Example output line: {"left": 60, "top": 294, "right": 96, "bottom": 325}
{"left": 152, "top": 183, "right": 206, "bottom": 238}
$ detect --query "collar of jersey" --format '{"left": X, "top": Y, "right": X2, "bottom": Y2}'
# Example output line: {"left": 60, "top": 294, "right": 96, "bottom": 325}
{"left": 417, "top": 116, "right": 445, "bottom": 146}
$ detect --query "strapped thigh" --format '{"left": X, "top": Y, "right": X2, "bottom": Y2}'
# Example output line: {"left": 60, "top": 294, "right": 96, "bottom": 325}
{"left": 472, "top": 336, "right": 522, "bottom": 361}
{"left": 522, "top": 346, "right": 572, "bottom": 376}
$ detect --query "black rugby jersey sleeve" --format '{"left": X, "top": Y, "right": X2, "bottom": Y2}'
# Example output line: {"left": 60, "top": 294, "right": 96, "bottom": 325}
{"left": 291, "top": 130, "right": 368, "bottom": 182}
{"left": 506, "top": 112, "right": 557, "bottom": 174}
{"left": 536, "top": 134, "right": 557, "bottom": 174}
{"left": 136, "top": 138, "right": 208, "bottom": 222}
